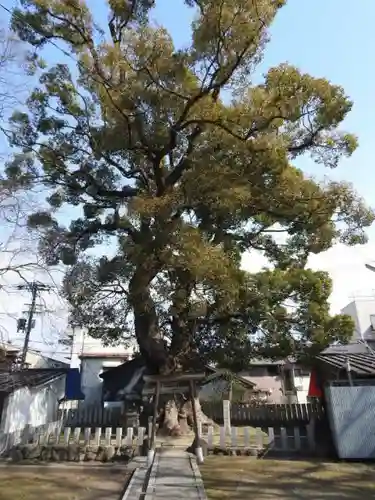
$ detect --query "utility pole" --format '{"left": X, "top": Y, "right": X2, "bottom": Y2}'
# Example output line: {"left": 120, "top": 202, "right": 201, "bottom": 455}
{"left": 18, "top": 282, "right": 52, "bottom": 368}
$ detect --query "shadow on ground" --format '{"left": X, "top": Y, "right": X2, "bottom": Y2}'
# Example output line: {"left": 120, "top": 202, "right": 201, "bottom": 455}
{"left": 200, "top": 457, "right": 375, "bottom": 499}
{"left": 0, "top": 467, "right": 130, "bottom": 500}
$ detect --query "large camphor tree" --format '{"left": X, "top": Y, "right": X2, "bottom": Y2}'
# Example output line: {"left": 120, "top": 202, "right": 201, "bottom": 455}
{"left": 6, "top": 0, "right": 374, "bottom": 430}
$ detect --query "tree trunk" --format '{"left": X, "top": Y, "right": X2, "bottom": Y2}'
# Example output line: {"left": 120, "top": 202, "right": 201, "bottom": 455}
{"left": 156, "top": 396, "right": 214, "bottom": 437}
{"left": 128, "top": 266, "right": 169, "bottom": 370}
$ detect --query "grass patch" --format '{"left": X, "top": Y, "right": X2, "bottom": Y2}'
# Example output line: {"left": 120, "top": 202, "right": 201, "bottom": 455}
{"left": 201, "top": 456, "right": 375, "bottom": 499}
{"left": 0, "top": 466, "right": 130, "bottom": 500}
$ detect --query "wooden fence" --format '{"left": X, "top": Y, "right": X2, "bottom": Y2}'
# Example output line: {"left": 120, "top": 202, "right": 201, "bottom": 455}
{"left": 3, "top": 423, "right": 148, "bottom": 451}
{"left": 4, "top": 422, "right": 315, "bottom": 455}
{"left": 58, "top": 405, "right": 139, "bottom": 428}
{"left": 59, "top": 401, "right": 324, "bottom": 429}
{"left": 201, "top": 401, "right": 325, "bottom": 426}
{"left": 200, "top": 423, "right": 316, "bottom": 453}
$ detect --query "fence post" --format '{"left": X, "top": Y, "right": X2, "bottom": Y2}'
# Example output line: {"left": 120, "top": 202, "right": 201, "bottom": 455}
{"left": 105, "top": 427, "right": 112, "bottom": 446}
{"left": 231, "top": 427, "right": 237, "bottom": 448}
{"left": 126, "top": 427, "right": 134, "bottom": 446}
{"left": 138, "top": 427, "right": 145, "bottom": 447}
{"left": 256, "top": 428, "right": 264, "bottom": 449}
{"left": 244, "top": 427, "right": 250, "bottom": 448}
{"left": 223, "top": 400, "right": 231, "bottom": 434}
{"left": 64, "top": 427, "right": 71, "bottom": 445}
{"left": 294, "top": 426, "right": 301, "bottom": 450}
{"left": 207, "top": 426, "right": 214, "bottom": 449}
{"left": 268, "top": 427, "right": 275, "bottom": 449}
{"left": 116, "top": 427, "right": 122, "bottom": 447}
{"left": 197, "top": 421, "right": 202, "bottom": 438}
{"left": 307, "top": 420, "right": 316, "bottom": 451}
{"left": 219, "top": 426, "right": 225, "bottom": 448}
{"left": 94, "top": 427, "right": 102, "bottom": 446}
{"left": 84, "top": 428, "right": 91, "bottom": 445}
{"left": 280, "top": 427, "right": 287, "bottom": 450}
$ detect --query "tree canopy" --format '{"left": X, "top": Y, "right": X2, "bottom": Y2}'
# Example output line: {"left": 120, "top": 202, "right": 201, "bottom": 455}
{"left": 6, "top": 0, "right": 374, "bottom": 373}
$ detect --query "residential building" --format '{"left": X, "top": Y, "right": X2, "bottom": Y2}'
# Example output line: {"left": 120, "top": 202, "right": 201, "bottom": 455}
{"left": 0, "top": 343, "right": 69, "bottom": 370}
{"left": 341, "top": 297, "right": 375, "bottom": 342}
{"left": 0, "top": 343, "right": 21, "bottom": 370}
{"left": 239, "top": 359, "right": 311, "bottom": 404}
{"left": 100, "top": 359, "right": 263, "bottom": 404}
{"left": 25, "top": 350, "right": 69, "bottom": 369}
{"left": 69, "top": 328, "right": 134, "bottom": 406}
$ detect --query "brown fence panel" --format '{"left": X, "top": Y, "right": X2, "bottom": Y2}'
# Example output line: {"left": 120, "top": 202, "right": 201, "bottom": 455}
{"left": 230, "top": 402, "right": 325, "bottom": 426}
{"left": 58, "top": 405, "right": 139, "bottom": 428}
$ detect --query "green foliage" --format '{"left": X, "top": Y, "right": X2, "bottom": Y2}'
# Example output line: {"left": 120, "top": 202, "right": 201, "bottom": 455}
{"left": 7, "top": 0, "right": 372, "bottom": 372}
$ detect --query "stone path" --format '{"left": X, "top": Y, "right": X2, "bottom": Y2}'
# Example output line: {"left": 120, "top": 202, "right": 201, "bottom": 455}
{"left": 144, "top": 449, "right": 207, "bottom": 499}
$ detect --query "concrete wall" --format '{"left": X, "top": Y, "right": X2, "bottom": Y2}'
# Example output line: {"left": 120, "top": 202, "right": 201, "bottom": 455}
{"left": 0, "top": 376, "right": 66, "bottom": 434}
{"left": 79, "top": 357, "right": 126, "bottom": 405}
{"left": 341, "top": 298, "right": 375, "bottom": 341}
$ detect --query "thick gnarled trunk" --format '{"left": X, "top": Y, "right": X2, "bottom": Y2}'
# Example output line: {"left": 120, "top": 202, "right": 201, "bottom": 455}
{"left": 157, "top": 397, "right": 214, "bottom": 437}
{"left": 128, "top": 265, "right": 169, "bottom": 370}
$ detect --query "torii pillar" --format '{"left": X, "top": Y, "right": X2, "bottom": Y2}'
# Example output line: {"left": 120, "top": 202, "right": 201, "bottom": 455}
{"left": 143, "top": 372, "right": 206, "bottom": 465}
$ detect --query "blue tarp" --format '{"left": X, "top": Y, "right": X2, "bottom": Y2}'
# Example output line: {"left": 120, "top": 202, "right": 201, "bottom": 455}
{"left": 64, "top": 368, "right": 85, "bottom": 400}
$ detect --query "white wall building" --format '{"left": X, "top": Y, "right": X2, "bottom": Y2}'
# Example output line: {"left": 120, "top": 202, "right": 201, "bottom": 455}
{"left": 0, "top": 370, "right": 66, "bottom": 451}
{"left": 70, "top": 328, "right": 134, "bottom": 406}
{"left": 292, "top": 368, "right": 311, "bottom": 404}
{"left": 341, "top": 297, "right": 375, "bottom": 342}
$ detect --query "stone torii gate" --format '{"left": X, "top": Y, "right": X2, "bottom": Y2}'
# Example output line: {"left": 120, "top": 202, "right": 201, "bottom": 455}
{"left": 143, "top": 372, "right": 206, "bottom": 465}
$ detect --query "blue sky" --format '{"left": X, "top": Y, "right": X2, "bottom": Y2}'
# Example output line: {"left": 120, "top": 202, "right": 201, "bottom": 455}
{"left": 1, "top": 0, "right": 375, "bottom": 354}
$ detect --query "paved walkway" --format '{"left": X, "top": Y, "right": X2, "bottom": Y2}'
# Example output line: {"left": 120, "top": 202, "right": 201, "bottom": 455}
{"left": 144, "top": 449, "right": 207, "bottom": 499}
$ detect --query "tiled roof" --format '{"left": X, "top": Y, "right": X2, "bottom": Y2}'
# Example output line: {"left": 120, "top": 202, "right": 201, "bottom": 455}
{"left": 317, "top": 352, "right": 375, "bottom": 376}
{"left": 0, "top": 368, "right": 66, "bottom": 393}
{"left": 0, "top": 342, "right": 20, "bottom": 354}
{"left": 321, "top": 340, "right": 375, "bottom": 355}
{"left": 79, "top": 352, "right": 130, "bottom": 359}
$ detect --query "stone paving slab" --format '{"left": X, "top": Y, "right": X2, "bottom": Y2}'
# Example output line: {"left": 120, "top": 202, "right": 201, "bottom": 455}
{"left": 144, "top": 449, "right": 207, "bottom": 500}
{"left": 121, "top": 466, "right": 149, "bottom": 500}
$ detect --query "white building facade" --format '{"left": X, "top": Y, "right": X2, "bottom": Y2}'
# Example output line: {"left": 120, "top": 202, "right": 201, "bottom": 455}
{"left": 70, "top": 328, "right": 134, "bottom": 406}
{"left": 341, "top": 297, "right": 375, "bottom": 342}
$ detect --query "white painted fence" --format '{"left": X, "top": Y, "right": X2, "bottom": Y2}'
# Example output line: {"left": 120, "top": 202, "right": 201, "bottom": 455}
{"left": 1, "top": 423, "right": 147, "bottom": 452}
{"left": 3, "top": 421, "right": 315, "bottom": 454}
{"left": 199, "top": 423, "right": 316, "bottom": 452}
